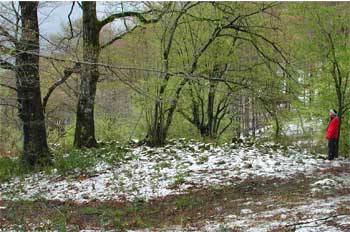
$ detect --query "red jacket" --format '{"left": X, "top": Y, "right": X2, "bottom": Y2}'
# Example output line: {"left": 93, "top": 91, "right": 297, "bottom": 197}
{"left": 326, "top": 116, "right": 339, "bottom": 139}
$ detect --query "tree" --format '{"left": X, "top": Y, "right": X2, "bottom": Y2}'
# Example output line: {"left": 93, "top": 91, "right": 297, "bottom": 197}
{"left": 74, "top": 2, "right": 166, "bottom": 148}
{"left": 73, "top": 2, "right": 100, "bottom": 148}
{"left": 314, "top": 5, "right": 350, "bottom": 155}
{"left": 179, "top": 63, "right": 236, "bottom": 140}
{"left": 146, "top": 2, "right": 290, "bottom": 146}
{"left": 292, "top": 3, "right": 350, "bottom": 154}
{"left": 0, "top": 2, "right": 50, "bottom": 165}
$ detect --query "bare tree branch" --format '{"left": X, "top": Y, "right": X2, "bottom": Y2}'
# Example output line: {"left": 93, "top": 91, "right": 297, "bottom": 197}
{"left": 67, "top": 1, "right": 75, "bottom": 40}
{"left": 0, "top": 25, "right": 16, "bottom": 44}
{"left": 98, "top": 3, "right": 168, "bottom": 30}
{"left": 11, "top": 1, "right": 20, "bottom": 42}
{"left": 219, "top": 116, "right": 234, "bottom": 137}
{"left": 178, "top": 110, "right": 195, "bottom": 125}
{"left": 100, "top": 25, "right": 139, "bottom": 49}
{"left": 0, "top": 102, "right": 17, "bottom": 108}
{"left": 43, "top": 62, "right": 81, "bottom": 111}
{"left": 0, "top": 83, "right": 17, "bottom": 91}
{"left": 106, "top": 66, "right": 156, "bottom": 100}
{"left": 0, "top": 59, "right": 15, "bottom": 70}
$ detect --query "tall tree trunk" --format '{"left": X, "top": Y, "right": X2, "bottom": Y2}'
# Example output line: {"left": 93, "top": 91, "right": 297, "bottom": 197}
{"left": 252, "top": 97, "right": 256, "bottom": 137}
{"left": 274, "top": 113, "right": 280, "bottom": 140}
{"left": 236, "top": 95, "right": 242, "bottom": 138}
{"left": 147, "top": 100, "right": 166, "bottom": 146}
{"left": 244, "top": 96, "right": 250, "bottom": 136}
{"left": 336, "top": 96, "right": 343, "bottom": 158}
{"left": 181, "top": 65, "right": 231, "bottom": 140}
{"left": 17, "top": 2, "right": 50, "bottom": 166}
{"left": 207, "top": 79, "right": 216, "bottom": 138}
{"left": 74, "top": 2, "right": 100, "bottom": 148}
{"left": 337, "top": 112, "right": 341, "bottom": 158}
{"left": 242, "top": 95, "right": 249, "bottom": 136}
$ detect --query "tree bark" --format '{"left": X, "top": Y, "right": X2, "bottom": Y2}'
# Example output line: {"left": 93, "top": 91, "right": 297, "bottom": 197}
{"left": 75, "top": 2, "right": 162, "bottom": 147}
{"left": 17, "top": 2, "right": 50, "bottom": 165}
{"left": 252, "top": 97, "right": 256, "bottom": 137}
{"left": 207, "top": 77, "right": 216, "bottom": 138}
{"left": 74, "top": 2, "right": 100, "bottom": 148}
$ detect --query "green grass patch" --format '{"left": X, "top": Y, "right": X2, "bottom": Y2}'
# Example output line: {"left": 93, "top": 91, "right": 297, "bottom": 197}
{"left": 80, "top": 206, "right": 100, "bottom": 216}
{"left": 53, "top": 143, "right": 132, "bottom": 175}
{"left": 0, "top": 156, "right": 24, "bottom": 182}
{"left": 0, "top": 142, "right": 131, "bottom": 183}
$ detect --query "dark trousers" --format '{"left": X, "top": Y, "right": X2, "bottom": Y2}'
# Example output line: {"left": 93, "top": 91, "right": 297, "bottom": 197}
{"left": 328, "top": 138, "right": 338, "bottom": 160}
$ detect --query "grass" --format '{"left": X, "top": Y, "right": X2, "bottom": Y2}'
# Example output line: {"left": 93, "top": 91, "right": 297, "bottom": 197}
{"left": 0, "top": 142, "right": 131, "bottom": 183}
{"left": 0, "top": 156, "right": 26, "bottom": 183}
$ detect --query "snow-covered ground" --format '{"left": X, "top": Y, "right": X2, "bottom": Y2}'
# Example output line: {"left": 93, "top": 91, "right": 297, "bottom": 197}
{"left": 1, "top": 140, "right": 350, "bottom": 231}
{"left": 284, "top": 119, "right": 323, "bottom": 136}
{"left": 144, "top": 194, "right": 350, "bottom": 232}
{"left": 0, "top": 140, "right": 346, "bottom": 203}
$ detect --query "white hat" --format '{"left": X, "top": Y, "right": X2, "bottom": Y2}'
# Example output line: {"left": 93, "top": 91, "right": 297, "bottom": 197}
{"left": 330, "top": 109, "right": 337, "bottom": 116}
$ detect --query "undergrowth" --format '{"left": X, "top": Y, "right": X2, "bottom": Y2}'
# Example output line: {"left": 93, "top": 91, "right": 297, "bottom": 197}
{"left": 0, "top": 142, "right": 131, "bottom": 183}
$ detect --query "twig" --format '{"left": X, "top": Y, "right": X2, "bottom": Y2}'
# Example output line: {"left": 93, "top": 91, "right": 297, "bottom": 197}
{"left": 0, "top": 83, "right": 17, "bottom": 92}
{"left": 285, "top": 213, "right": 350, "bottom": 228}
{"left": 42, "top": 62, "right": 81, "bottom": 111}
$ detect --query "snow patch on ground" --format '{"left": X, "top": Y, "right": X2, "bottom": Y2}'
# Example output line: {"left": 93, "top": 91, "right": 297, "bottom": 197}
{"left": 0, "top": 141, "right": 349, "bottom": 203}
{"left": 1, "top": 140, "right": 350, "bottom": 231}
{"left": 284, "top": 119, "right": 323, "bottom": 136}
{"left": 146, "top": 195, "right": 350, "bottom": 232}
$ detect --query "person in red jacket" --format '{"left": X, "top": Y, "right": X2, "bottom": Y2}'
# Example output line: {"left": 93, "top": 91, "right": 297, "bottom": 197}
{"left": 326, "top": 109, "right": 339, "bottom": 160}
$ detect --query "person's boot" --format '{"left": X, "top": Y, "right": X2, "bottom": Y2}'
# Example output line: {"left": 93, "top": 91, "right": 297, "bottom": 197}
{"left": 328, "top": 153, "right": 334, "bottom": 160}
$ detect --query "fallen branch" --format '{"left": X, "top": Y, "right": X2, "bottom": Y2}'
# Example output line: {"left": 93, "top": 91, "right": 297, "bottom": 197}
{"left": 284, "top": 213, "right": 350, "bottom": 228}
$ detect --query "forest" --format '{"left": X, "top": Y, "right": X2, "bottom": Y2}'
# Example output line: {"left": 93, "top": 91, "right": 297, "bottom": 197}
{"left": 1, "top": 1, "right": 350, "bottom": 231}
